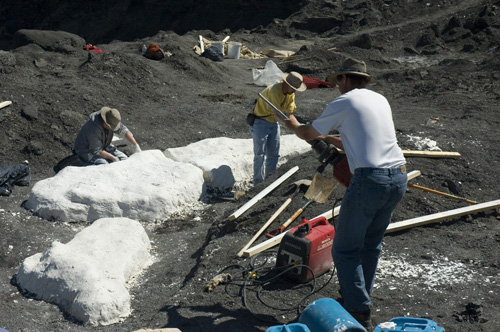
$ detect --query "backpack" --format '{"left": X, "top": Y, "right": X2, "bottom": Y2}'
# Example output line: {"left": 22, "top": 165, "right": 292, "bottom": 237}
{"left": 145, "top": 43, "right": 165, "bottom": 60}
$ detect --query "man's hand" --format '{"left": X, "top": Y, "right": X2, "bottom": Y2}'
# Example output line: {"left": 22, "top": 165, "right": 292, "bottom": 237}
{"left": 111, "top": 156, "right": 120, "bottom": 163}
{"left": 134, "top": 145, "right": 142, "bottom": 154}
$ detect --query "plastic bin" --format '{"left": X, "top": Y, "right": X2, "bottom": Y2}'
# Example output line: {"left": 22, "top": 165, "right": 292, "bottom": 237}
{"left": 227, "top": 41, "right": 242, "bottom": 59}
{"left": 266, "top": 322, "right": 311, "bottom": 332}
{"left": 373, "top": 317, "right": 445, "bottom": 332}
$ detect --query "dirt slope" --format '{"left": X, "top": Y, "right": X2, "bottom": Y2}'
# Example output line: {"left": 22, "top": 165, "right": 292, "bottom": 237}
{"left": 1, "top": 0, "right": 500, "bottom": 331}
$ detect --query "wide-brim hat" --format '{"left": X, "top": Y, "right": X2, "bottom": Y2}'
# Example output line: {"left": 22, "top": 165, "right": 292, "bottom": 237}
{"left": 100, "top": 107, "right": 121, "bottom": 131}
{"left": 282, "top": 71, "right": 307, "bottom": 92}
{"left": 326, "top": 58, "right": 374, "bottom": 84}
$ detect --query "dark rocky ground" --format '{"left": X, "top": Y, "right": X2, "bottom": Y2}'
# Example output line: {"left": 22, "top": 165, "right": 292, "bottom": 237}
{"left": 1, "top": 0, "right": 500, "bottom": 331}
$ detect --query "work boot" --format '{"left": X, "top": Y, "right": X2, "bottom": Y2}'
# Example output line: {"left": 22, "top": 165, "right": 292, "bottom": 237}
{"left": 348, "top": 309, "right": 373, "bottom": 331}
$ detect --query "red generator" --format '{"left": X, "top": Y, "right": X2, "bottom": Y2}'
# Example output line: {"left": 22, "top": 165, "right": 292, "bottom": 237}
{"left": 276, "top": 216, "right": 335, "bottom": 283}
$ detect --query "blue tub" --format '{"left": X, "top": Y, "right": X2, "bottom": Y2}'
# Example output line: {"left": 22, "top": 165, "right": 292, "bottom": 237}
{"left": 373, "top": 317, "right": 445, "bottom": 332}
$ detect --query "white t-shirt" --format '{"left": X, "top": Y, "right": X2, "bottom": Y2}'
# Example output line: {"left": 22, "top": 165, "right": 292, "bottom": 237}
{"left": 312, "top": 88, "right": 405, "bottom": 173}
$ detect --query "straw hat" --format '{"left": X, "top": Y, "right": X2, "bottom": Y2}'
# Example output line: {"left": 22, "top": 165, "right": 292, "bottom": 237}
{"left": 282, "top": 71, "right": 307, "bottom": 92}
{"left": 100, "top": 107, "right": 121, "bottom": 131}
{"left": 326, "top": 58, "right": 374, "bottom": 84}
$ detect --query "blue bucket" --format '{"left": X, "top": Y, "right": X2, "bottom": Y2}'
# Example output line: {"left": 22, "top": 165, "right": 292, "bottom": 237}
{"left": 266, "top": 322, "right": 311, "bottom": 332}
{"left": 299, "top": 298, "right": 367, "bottom": 332}
{"left": 0, "top": 329, "right": 11, "bottom": 332}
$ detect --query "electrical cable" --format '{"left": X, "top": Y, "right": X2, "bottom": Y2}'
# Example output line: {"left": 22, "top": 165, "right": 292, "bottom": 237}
{"left": 209, "top": 250, "right": 337, "bottom": 325}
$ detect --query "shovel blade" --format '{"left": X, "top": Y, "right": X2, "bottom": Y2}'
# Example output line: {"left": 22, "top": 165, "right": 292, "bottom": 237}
{"left": 304, "top": 174, "right": 337, "bottom": 204}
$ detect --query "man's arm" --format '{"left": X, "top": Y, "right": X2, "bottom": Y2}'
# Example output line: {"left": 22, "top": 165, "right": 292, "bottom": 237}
{"left": 125, "top": 131, "right": 138, "bottom": 146}
{"left": 281, "top": 115, "right": 323, "bottom": 141}
{"left": 281, "top": 114, "right": 345, "bottom": 151}
{"left": 125, "top": 131, "right": 142, "bottom": 153}
{"left": 99, "top": 150, "right": 119, "bottom": 162}
{"left": 324, "top": 135, "right": 344, "bottom": 151}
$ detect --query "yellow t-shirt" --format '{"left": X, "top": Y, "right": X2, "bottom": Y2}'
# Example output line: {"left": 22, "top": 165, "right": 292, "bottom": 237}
{"left": 253, "top": 82, "right": 297, "bottom": 123}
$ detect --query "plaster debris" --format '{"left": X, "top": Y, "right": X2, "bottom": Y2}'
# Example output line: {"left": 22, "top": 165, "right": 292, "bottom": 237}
{"left": 377, "top": 253, "right": 476, "bottom": 292}
{"left": 406, "top": 134, "right": 442, "bottom": 151}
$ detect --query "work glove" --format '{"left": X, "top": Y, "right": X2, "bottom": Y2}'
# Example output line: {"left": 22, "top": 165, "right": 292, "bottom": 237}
{"left": 134, "top": 145, "right": 142, "bottom": 154}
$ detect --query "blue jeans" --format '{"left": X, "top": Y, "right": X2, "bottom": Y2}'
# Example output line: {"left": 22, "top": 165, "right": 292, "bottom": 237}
{"left": 249, "top": 118, "right": 280, "bottom": 185}
{"left": 83, "top": 147, "right": 128, "bottom": 166}
{"left": 332, "top": 167, "right": 407, "bottom": 313}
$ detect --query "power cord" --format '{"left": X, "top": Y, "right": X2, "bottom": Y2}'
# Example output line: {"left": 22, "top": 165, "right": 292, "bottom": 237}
{"left": 211, "top": 250, "right": 337, "bottom": 325}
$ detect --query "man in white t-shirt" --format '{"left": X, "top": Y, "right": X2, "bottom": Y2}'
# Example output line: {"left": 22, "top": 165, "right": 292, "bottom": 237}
{"left": 277, "top": 58, "right": 407, "bottom": 330}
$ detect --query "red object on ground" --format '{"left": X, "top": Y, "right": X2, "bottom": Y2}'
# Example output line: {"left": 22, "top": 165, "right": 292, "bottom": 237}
{"left": 85, "top": 44, "right": 104, "bottom": 53}
{"left": 302, "top": 76, "right": 335, "bottom": 89}
{"left": 276, "top": 216, "right": 335, "bottom": 283}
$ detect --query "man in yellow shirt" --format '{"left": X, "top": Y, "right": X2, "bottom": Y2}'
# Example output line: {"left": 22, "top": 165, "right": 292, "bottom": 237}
{"left": 249, "top": 72, "right": 306, "bottom": 185}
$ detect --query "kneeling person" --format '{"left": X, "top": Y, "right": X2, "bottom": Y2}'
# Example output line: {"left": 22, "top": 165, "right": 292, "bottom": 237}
{"left": 74, "top": 107, "right": 141, "bottom": 165}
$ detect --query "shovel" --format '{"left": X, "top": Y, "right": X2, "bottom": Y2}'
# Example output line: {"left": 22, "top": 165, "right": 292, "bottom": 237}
{"left": 236, "top": 179, "right": 311, "bottom": 257}
{"left": 265, "top": 174, "right": 337, "bottom": 238}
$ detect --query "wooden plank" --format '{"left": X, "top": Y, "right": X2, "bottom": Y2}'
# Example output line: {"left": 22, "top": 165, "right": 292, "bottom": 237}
{"left": 333, "top": 150, "right": 460, "bottom": 158}
{"left": 402, "top": 150, "right": 461, "bottom": 158}
{"left": 386, "top": 199, "right": 500, "bottom": 233}
{"left": 407, "top": 183, "right": 477, "bottom": 205}
{"left": 199, "top": 35, "right": 204, "bottom": 53}
{"left": 244, "top": 198, "right": 500, "bottom": 256}
{"left": 242, "top": 170, "right": 422, "bottom": 256}
{"left": 242, "top": 232, "right": 286, "bottom": 257}
{"left": 407, "top": 170, "right": 421, "bottom": 181}
{"left": 242, "top": 206, "right": 341, "bottom": 257}
{"left": 228, "top": 166, "right": 299, "bottom": 221}
{"left": 0, "top": 101, "right": 12, "bottom": 110}
{"left": 313, "top": 170, "right": 421, "bottom": 221}
{"left": 236, "top": 197, "right": 292, "bottom": 257}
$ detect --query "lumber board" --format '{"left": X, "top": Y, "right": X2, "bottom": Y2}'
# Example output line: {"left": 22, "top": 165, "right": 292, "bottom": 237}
{"left": 386, "top": 199, "right": 500, "bottom": 233}
{"left": 314, "top": 170, "right": 421, "bottom": 220}
{"left": 199, "top": 35, "right": 204, "bottom": 53}
{"left": 236, "top": 197, "right": 292, "bottom": 257}
{"left": 242, "top": 232, "right": 286, "bottom": 257}
{"left": 244, "top": 199, "right": 500, "bottom": 256}
{"left": 0, "top": 101, "right": 12, "bottom": 109}
{"left": 402, "top": 150, "right": 461, "bottom": 158}
{"left": 334, "top": 150, "right": 460, "bottom": 158}
{"left": 242, "top": 170, "right": 422, "bottom": 256}
{"left": 242, "top": 206, "right": 341, "bottom": 257}
{"left": 228, "top": 166, "right": 299, "bottom": 221}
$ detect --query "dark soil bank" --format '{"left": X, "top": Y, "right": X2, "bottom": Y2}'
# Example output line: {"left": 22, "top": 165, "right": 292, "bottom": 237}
{"left": 1, "top": 1, "right": 500, "bottom": 331}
